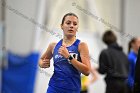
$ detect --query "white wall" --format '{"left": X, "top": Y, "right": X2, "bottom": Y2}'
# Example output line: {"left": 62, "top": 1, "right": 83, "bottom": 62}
{"left": 5, "top": 0, "right": 39, "bottom": 55}
{"left": 123, "top": 0, "right": 140, "bottom": 53}
{"left": 124, "top": 0, "right": 140, "bottom": 37}
{"left": 0, "top": 0, "right": 2, "bottom": 21}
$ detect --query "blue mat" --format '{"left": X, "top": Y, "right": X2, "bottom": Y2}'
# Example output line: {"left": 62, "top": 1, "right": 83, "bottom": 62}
{"left": 2, "top": 51, "right": 39, "bottom": 93}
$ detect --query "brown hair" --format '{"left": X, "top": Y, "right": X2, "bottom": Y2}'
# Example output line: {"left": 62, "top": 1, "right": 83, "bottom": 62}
{"left": 128, "top": 37, "right": 137, "bottom": 53}
{"left": 102, "top": 30, "right": 117, "bottom": 45}
{"left": 61, "top": 13, "right": 78, "bottom": 25}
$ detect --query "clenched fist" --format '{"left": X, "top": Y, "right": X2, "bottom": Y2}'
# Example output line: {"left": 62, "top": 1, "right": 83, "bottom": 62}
{"left": 58, "top": 44, "right": 69, "bottom": 58}
{"left": 39, "top": 59, "right": 50, "bottom": 68}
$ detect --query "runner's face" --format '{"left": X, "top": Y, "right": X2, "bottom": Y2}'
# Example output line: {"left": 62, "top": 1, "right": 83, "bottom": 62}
{"left": 132, "top": 38, "right": 140, "bottom": 52}
{"left": 136, "top": 38, "right": 140, "bottom": 50}
{"left": 61, "top": 16, "right": 79, "bottom": 37}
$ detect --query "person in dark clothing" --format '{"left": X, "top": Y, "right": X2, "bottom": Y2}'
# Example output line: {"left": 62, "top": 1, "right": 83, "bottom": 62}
{"left": 134, "top": 47, "right": 140, "bottom": 93}
{"left": 98, "top": 30, "right": 129, "bottom": 93}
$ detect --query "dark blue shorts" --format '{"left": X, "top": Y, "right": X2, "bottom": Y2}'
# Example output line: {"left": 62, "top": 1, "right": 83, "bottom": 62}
{"left": 47, "top": 85, "right": 80, "bottom": 93}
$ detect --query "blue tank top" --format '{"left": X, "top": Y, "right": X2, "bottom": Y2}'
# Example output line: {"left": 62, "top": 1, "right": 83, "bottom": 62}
{"left": 127, "top": 51, "right": 137, "bottom": 88}
{"left": 49, "top": 39, "right": 81, "bottom": 91}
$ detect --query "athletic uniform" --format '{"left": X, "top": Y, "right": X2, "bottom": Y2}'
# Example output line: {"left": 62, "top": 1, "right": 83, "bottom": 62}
{"left": 127, "top": 50, "right": 137, "bottom": 92}
{"left": 47, "top": 39, "right": 81, "bottom": 93}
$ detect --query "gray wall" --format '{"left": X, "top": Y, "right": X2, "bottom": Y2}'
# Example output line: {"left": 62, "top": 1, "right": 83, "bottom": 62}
{"left": 122, "top": 0, "right": 140, "bottom": 53}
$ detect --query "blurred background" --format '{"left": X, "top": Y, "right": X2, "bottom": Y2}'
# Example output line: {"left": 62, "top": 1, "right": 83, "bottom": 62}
{"left": 0, "top": 0, "right": 140, "bottom": 93}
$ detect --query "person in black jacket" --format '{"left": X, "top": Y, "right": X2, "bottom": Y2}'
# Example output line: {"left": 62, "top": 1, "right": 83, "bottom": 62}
{"left": 134, "top": 47, "right": 140, "bottom": 93}
{"left": 98, "top": 30, "right": 129, "bottom": 93}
